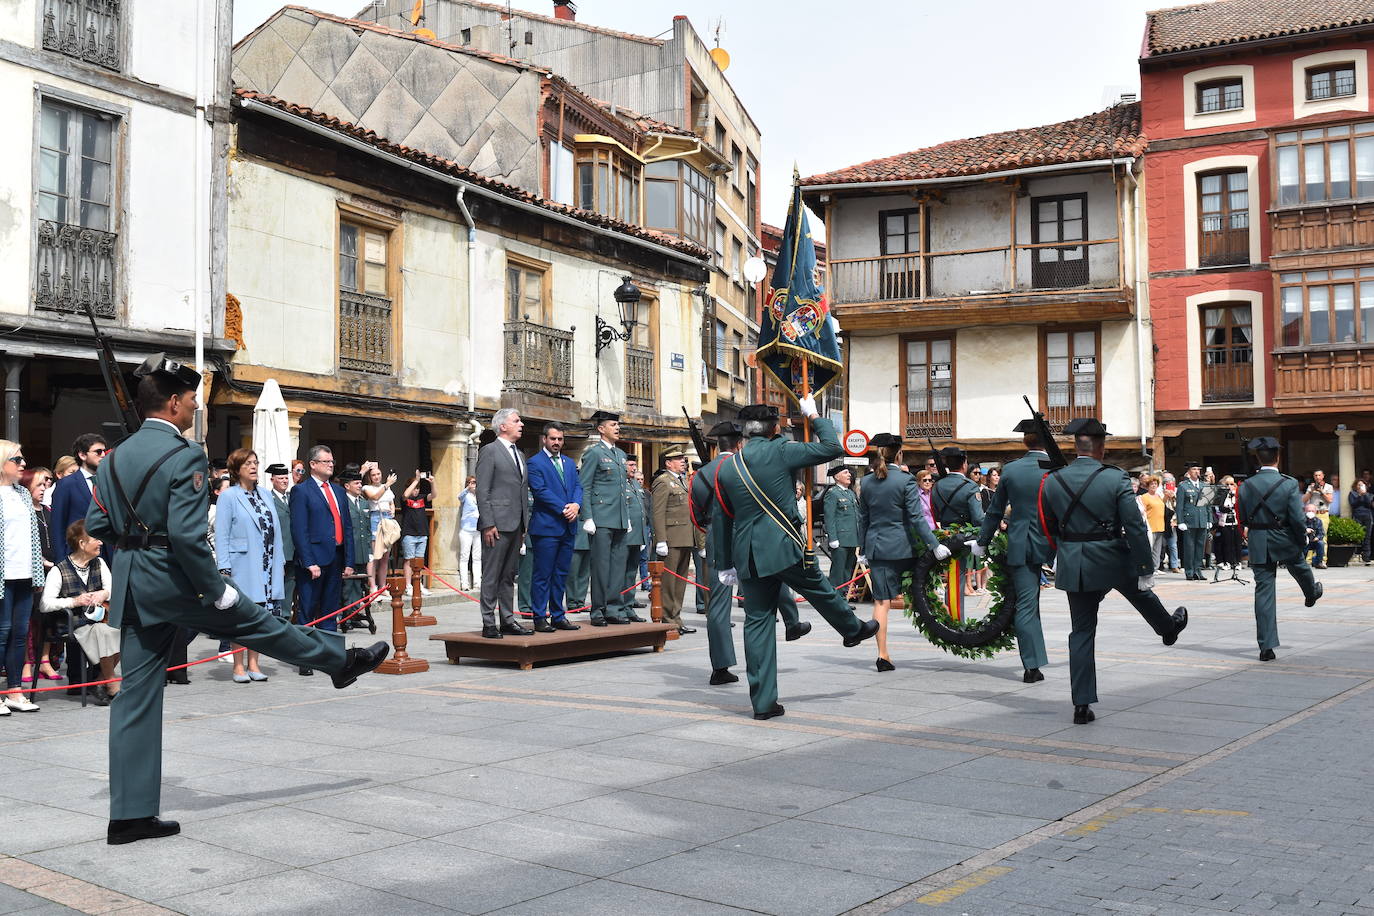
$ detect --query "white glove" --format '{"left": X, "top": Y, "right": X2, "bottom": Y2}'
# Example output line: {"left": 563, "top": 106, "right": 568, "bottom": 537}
{"left": 1137, "top": 575, "right": 1154, "bottom": 591}
{"left": 520, "top": 543, "right": 527, "bottom": 556}
{"left": 933, "top": 544, "right": 952, "bottom": 561}
{"left": 1177, "top": 523, "right": 1188, "bottom": 531}
{"left": 798, "top": 394, "right": 819, "bottom": 419}
{"left": 857, "top": 555, "right": 867, "bottom": 566}
{"left": 215, "top": 585, "right": 239, "bottom": 610}
{"left": 717, "top": 567, "right": 738, "bottom": 587}
{"left": 627, "top": 521, "right": 633, "bottom": 535}
{"left": 583, "top": 519, "right": 596, "bottom": 534}
{"left": 828, "top": 539, "right": 840, "bottom": 550}
{"left": 655, "top": 542, "right": 669, "bottom": 557}
{"left": 967, "top": 540, "right": 986, "bottom": 558}
{"left": 697, "top": 548, "right": 706, "bottom": 558}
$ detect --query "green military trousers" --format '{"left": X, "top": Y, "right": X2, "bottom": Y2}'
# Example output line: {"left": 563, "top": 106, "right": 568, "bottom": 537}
{"left": 517, "top": 533, "right": 534, "bottom": 617}
{"left": 1251, "top": 560, "right": 1316, "bottom": 650}
{"left": 566, "top": 548, "right": 590, "bottom": 611}
{"left": 588, "top": 527, "right": 628, "bottom": 622}
{"left": 1065, "top": 582, "right": 1179, "bottom": 706}
{"left": 614, "top": 543, "right": 645, "bottom": 618}
{"left": 827, "top": 547, "right": 857, "bottom": 592}
{"left": 1008, "top": 563, "right": 1049, "bottom": 671}
{"left": 739, "top": 557, "right": 865, "bottom": 715}
{"left": 110, "top": 592, "right": 347, "bottom": 820}
{"left": 1181, "top": 527, "right": 1208, "bottom": 577}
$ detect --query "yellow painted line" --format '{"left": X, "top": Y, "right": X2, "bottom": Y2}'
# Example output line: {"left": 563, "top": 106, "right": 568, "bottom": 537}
{"left": 916, "top": 865, "right": 1014, "bottom": 905}
{"left": 1180, "top": 808, "right": 1250, "bottom": 816}
{"left": 1066, "top": 805, "right": 1248, "bottom": 836}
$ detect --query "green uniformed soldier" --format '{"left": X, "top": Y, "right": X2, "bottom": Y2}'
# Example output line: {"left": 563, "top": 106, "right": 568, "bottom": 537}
{"left": 970, "top": 419, "right": 1051, "bottom": 683}
{"left": 715, "top": 399, "right": 878, "bottom": 719}
{"left": 617, "top": 464, "right": 649, "bottom": 623}
{"left": 1238, "top": 437, "right": 1323, "bottom": 661}
{"left": 579, "top": 410, "right": 630, "bottom": 625}
{"left": 1176, "top": 460, "right": 1211, "bottom": 579}
{"left": 565, "top": 508, "right": 591, "bottom": 611}
{"left": 932, "top": 446, "right": 986, "bottom": 526}
{"left": 517, "top": 489, "right": 535, "bottom": 618}
{"left": 1037, "top": 418, "right": 1187, "bottom": 724}
{"left": 652, "top": 446, "right": 698, "bottom": 634}
{"left": 692, "top": 421, "right": 743, "bottom": 684}
{"left": 266, "top": 464, "right": 295, "bottom": 620}
{"left": 86, "top": 354, "right": 387, "bottom": 845}
{"left": 823, "top": 465, "right": 861, "bottom": 591}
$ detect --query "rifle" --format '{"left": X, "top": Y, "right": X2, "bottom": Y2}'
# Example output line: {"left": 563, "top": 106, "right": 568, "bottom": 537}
{"left": 1022, "top": 395, "right": 1068, "bottom": 471}
{"left": 683, "top": 407, "right": 711, "bottom": 463}
{"left": 1236, "top": 426, "right": 1251, "bottom": 480}
{"left": 83, "top": 300, "right": 141, "bottom": 440}
{"left": 926, "top": 437, "right": 949, "bottom": 479}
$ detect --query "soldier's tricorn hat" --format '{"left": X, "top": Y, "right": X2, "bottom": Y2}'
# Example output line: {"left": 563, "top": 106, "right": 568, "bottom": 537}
{"left": 738, "top": 404, "right": 779, "bottom": 423}
{"left": 337, "top": 469, "right": 362, "bottom": 482}
{"left": 589, "top": 410, "right": 621, "bottom": 424}
{"left": 1063, "top": 418, "right": 1109, "bottom": 437}
{"left": 826, "top": 465, "right": 850, "bottom": 477}
{"left": 870, "top": 432, "right": 902, "bottom": 448}
{"left": 133, "top": 352, "right": 200, "bottom": 391}
{"left": 1012, "top": 418, "right": 1039, "bottom": 433}
{"left": 661, "top": 446, "right": 688, "bottom": 461}
{"left": 1247, "top": 436, "right": 1281, "bottom": 451}
{"left": 706, "top": 420, "right": 742, "bottom": 439}
{"left": 1183, "top": 457, "right": 1204, "bottom": 468}
{"left": 265, "top": 463, "right": 290, "bottom": 476}
{"left": 939, "top": 445, "right": 966, "bottom": 462}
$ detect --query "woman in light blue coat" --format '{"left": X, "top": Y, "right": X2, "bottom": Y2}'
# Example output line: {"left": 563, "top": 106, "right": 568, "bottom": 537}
{"left": 215, "top": 448, "right": 285, "bottom": 683}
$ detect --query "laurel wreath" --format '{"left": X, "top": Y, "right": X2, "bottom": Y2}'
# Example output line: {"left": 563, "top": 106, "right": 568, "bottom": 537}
{"left": 902, "top": 523, "right": 1017, "bottom": 660}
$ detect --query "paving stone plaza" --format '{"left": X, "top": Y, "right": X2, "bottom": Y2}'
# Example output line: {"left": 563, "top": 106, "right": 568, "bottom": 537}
{"left": 2, "top": 567, "right": 1372, "bottom": 915}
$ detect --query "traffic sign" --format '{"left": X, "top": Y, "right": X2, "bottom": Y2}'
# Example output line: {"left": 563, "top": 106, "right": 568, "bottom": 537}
{"left": 843, "top": 429, "right": 869, "bottom": 456}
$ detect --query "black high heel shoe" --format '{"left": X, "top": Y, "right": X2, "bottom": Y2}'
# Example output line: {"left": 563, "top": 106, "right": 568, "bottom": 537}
{"left": 875, "top": 657, "right": 895, "bottom": 672}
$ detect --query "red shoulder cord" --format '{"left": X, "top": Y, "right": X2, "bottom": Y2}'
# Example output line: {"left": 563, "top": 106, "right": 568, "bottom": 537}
{"left": 1037, "top": 472, "right": 1055, "bottom": 551}
{"left": 688, "top": 469, "right": 704, "bottom": 532}
{"left": 713, "top": 456, "right": 735, "bottom": 520}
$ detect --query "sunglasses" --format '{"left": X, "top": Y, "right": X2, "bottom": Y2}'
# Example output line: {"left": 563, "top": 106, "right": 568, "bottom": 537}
{"left": 7, "top": 455, "right": 25, "bottom": 464}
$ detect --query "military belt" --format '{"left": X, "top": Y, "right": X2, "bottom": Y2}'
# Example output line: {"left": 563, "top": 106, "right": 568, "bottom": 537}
{"left": 1059, "top": 531, "right": 1116, "bottom": 542}
{"left": 116, "top": 534, "right": 171, "bottom": 549}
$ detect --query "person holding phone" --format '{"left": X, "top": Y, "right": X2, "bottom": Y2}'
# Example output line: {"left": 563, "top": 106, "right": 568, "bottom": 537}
{"left": 400, "top": 470, "right": 433, "bottom": 596}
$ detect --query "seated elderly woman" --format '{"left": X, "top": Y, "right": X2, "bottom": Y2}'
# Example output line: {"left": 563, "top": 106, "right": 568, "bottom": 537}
{"left": 42, "top": 520, "right": 119, "bottom": 706}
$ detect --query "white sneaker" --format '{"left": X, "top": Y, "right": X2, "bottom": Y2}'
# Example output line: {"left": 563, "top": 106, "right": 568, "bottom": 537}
{"left": 3, "top": 695, "right": 39, "bottom": 712}
{"left": 0, "top": 702, "right": 10, "bottom": 716}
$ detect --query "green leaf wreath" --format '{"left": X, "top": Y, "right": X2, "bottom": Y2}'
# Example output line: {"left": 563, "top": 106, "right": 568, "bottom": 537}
{"left": 902, "top": 522, "right": 1017, "bottom": 660}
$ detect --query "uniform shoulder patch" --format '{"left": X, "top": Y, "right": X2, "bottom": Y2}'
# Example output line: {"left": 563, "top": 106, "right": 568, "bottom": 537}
{"left": 192, "top": 471, "right": 204, "bottom": 492}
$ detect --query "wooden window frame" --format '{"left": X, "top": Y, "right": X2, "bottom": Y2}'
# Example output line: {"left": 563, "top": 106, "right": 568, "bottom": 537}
{"left": 644, "top": 159, "right": 713, "bottom": 248}
{"left": 1196, "top": 168, "right": 1250, "bottom": 267}
{"left": 504, "top": 251, "right": 552, "bottom": 326}
{"left": 1276, "top": 267, "right": 1374, "bottom": 349}
{"left": 1196, "top": 77, "right": 1244, "bottom": 114}
{"left": 1306, "top": 63, "right": 1357, "bottom": 101}
{"left": 878, "top": 206, "right": 921, "bottom": 301}
{"left": 1030, "top": 193, "right": 1089, "bottom": 289}
{"left": 1038, "top": 324, "right": 1101, "bottom": 429}
{"left": 1198, "top": 302, "right": 1255, "bottom": 403}
{"left": 575, "top": 145, "right": 639, "bottom": 224}
{"left": 899, "top": 332, "right": 956, "bottom": 439}
{"left": 335, "top": 202, "right": 402, "bottom": 376}
{"left": 1273, "top": 119, "right": 1374, "bottom": 206}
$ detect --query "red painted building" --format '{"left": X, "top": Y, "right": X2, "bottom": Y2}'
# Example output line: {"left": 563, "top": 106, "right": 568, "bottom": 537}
{"left": 1142, "top": 0, "right": 1374, "bottom": 495}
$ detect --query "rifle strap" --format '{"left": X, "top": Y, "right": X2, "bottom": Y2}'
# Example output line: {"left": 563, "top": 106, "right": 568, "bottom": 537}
{"left": 107, "top": 441, "right": 190, "bottom": 535}
{"left": 731, "top": 447, "right": 806, "bottom": 551}
{"left": 1049, "top": 466, "right": 1110, "bottom": 536}
{"left": 1247, "top": 476, "right": 1288, "bottom": 526}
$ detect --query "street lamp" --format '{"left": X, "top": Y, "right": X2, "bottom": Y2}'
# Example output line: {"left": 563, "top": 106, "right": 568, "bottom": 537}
{"left": 596, "top": 275, "right": 641, "bottom": 354}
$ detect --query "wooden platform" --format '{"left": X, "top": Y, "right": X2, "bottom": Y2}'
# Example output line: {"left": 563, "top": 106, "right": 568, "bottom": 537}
{"left": 430, "top": 622, "right": 677, "bottom": 670}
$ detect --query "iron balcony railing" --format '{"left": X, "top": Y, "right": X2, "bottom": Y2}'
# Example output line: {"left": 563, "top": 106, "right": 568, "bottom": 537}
{"left": 504, "top": 320, "right": 574, "bottom": 398}
{"left": 338, "top": 289, "right": 394, "bottom": 374}
{"left": 42, "top": 0, "right": 121, "bottom": 70}
{"left": 625, "top": 345, "right": 655, "bottom": 410}
{"left": 33, "top": 220, "right": 116, "bottom": 317}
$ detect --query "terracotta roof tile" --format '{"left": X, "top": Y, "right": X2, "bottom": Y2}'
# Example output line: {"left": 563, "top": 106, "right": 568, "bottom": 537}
{"left": 588, "top": 98, "right": 697, "bottom": 138}
{"left": 801, "top": 103, "right": 1143, "bottom": 187}
{"left": 1144, "top": 0, "right": 1374, "bottom": 57}
{"left": 233, "top": 89, "right": 708, "bottom": 260}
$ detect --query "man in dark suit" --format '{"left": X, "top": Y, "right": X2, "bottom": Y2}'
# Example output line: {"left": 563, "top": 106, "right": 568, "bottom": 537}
{"left": 289, "top": 445, "right": 355, "bottom": 676}
{"left": 526, "top": 422, "right": 582, "bottom": 633}
{"left": 339, "top": 468, "right": 372, "bottom": 622}
{"left": 266, "top": 463, "right": 296, "bottom": 619}
{"left": 52, "top": 432, "right": 108, "bottom": 562}
{"left": 476, "top": 408, "right": 534, "bottom": 639}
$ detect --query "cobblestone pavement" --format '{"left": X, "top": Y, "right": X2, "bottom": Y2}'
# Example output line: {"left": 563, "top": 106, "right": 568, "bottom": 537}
{"left": 1, "top": 564, "right": 1371, "bottom": 915}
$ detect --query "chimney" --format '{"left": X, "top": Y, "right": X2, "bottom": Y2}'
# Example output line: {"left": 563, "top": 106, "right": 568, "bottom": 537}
{"left": 553, "top": 0, "right": 576, "bottom": 20}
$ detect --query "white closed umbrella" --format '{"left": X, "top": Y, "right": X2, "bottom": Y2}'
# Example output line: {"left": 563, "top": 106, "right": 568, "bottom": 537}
{"left": 251, "top": 379, "right": 290, "bottom": 471}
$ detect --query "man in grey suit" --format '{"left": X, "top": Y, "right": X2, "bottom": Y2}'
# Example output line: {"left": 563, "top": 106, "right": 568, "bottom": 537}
{"left": 476, "top": 408, "right": 534, "bottom": 639}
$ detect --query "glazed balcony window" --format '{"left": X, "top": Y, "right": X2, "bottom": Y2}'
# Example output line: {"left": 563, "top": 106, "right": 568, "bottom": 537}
{"left": 576, "top": 147, "right": 639, "bottom": 225}
{"left": 1279, "top": 268, "right": 1374, "bottom": 347}
{"left": 645, "top": 159, "right": 713, "bottom": 249}
{"left": 1276, "top": 121, "right": 1374, "bottom": 206}
{"left": 1197, "top": 169, "right": 1249, "bottom": 267}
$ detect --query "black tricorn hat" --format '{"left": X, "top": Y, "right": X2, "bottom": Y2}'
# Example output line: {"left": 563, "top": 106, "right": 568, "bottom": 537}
{"left": 870, "top": 432, "right": 902, "bottom": 448}
{"left": 939, "top": 445, "right": 966, "bottom": 462}
{"left": 1063, "top": 418, "right": 1108, "bottom": 436}
{"left": 337, "top": 470, "right": 362, "bottom": 482}
{"left": 739, "top": 404, "right": 779, "bottom": 423}
{"left": 1247, "top": 436, "right": 1281, "bottom": 451}
{"left": 1012, "top": 418, "right": 1039, "bottom": 433}
{"left": 826, "top": 464, "right": 851, "bottom": 477}
{"left": 707, "top": 420, "right": 742, "bottom": 438}
{"left": 1183, "top": 457, "right": 1204, "bottom": 468}
{"left": 134, "top": 353, "right": 200, "bottom": 391}
{"left": 589, "top": 410, "right": 621, "bottom": 424}
{"left": 264, "top": 463, "right": 290, "bottom": 476}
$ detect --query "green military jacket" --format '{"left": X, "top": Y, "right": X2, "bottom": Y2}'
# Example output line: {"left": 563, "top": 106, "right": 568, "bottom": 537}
{"left": 347, "top": 494, "right": 371, "bottom": 565}
{"left": 716, "top": 417, "right": 843, "bottom": 579}
{"left": 691, "top": 452, "right": 730, "bottom": 564}
{"left": 1039, "top": 455, "right": 1152, "bottom": 592}
{"left": 977, "top": 451, "right": 1052, "bottom": 567}
{"left": 1176, "top": 476, "right": 1213, "bottom": 529}
{"left": 932, "top": 472, "right": 985, "bottom": 526}
{"left": 272, "top": 489, "right": 294, "bottom": 562}
{"left": 823, "top": 484, "right": 860, "bottom": 548}
{"left": 578, "top": 440, "right": 629, "bottom": 529}
{"left": 651, "top": 471, "right": 693, "bottom": 548}
{"left": 624, "top": 478, "right": 648, "bottom": 548}
{"left": 85, "top": 419, "right": 226, "bottom": 628}
{"left": 1237, "top": 467, "right": 1306, "bottom": 565}
{"left": 857, "top": 466, "right": 937, "bottom": 560}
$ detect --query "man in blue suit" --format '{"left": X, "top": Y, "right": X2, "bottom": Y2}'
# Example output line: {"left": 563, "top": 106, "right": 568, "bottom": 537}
{"left": 288, "top": 445, "right": 355, "bottom": 676}
{"left": 51, "top": 432, "right": 109, "bottom": 561}
{"left": 526, "top": 422, "right": 583, "bottom": 632}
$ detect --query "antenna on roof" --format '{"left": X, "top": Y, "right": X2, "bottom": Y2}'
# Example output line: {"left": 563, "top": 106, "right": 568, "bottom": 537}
{"left": 709, "top": 17, "right": 730, "bottom": 72}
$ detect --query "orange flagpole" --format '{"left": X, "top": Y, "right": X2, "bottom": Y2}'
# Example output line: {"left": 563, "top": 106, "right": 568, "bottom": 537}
{"left": 801, "top": 357, "right": 813, "bottom": 552}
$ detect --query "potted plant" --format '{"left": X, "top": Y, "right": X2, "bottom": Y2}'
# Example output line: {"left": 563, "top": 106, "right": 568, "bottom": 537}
{"left": 1325, "top": 516, "right": 1365, "bottom": 568}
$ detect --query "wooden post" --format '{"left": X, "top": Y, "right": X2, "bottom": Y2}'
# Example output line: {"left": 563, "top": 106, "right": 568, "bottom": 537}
{"left": 649, "top": 559, "right": 676, "bottom": 639}
{"left": 376, "top": 574, "right": 429, "bottom": 675}
{"left": 403, "top": 557, "right": 437, "bottom": 627}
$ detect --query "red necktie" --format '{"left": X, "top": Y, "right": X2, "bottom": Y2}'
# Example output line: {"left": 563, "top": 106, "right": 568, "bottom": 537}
{"left": 321, "top": 480, "right": 343, "bottom": 545}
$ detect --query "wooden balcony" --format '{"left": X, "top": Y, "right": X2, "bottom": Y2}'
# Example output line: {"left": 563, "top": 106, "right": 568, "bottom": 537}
{"left": 504, "top": 320, "right": 573, "bottom": 399}
{"left": 1272, "top": 345, "right": 1374, "bottom": 411}
{"left": 1271, "top": 200, "right": 1374, "bottom": 263}
{"left": 625, "top": 345, "right": 654, "bottom": 410}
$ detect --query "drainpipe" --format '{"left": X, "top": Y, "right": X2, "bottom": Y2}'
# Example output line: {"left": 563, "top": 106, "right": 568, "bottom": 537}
{"left": 454, "top": 188, "right": 477, "bottom": 413}
{"left": 1125, "top": 165, "right": 1150, "bottom": 462}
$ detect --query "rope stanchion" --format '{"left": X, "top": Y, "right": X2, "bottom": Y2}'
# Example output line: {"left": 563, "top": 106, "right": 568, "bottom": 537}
{"left": 403, "top": 557, "right": 437, "bottom": 627}
{"left": 376, "top": 574, "right": 428, "bottom": 675}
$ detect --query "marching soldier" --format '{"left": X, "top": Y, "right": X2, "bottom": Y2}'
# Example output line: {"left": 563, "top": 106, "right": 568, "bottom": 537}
{"left": 578, "top": 411, "right": 630, "bottom": 626}
{"left": 715, "top": 399, "right": 878, "bottom": 720}
{"left": 969, "top": 419, "right": 1051, "bottom": 683}
{"left": 86, "top": 355, "right": 387, "bottom": 845}
{"left": 652, "top": 446, "right": 697, "bottom": 635}
{"left": 1037, "top": 418, "right": 1187, "bottom": 725}
{"left": 692, "top": 421, "right": 743, "bottom": 684}
{"left": 932, "top": 446, "right": 986, "bottom": 526}
{"left": 1176, "top": 460, "right": 1211, "bottom": 579}
{"left": 1238, "top": 437, "right": 1323, "bottom": 661}
{"left": 823, "top": 465, "right": 860, "bottom": 591}
{"left": 617, "top": 462, "right": 649, "bottom": 623}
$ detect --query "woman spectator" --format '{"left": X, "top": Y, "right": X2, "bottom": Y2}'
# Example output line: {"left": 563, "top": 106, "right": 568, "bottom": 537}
{"left": 458, "top": 475, "right": 481, "bottom": 591}
{"left": 1162, "top": 488, "right": 1182, "bottom": 573}
{"left": 970, "top": 467, "right": 999, "bottom": 593}
{"left": 1138, "top": 476, "right": 1166, "bottom": 575}
{"left": 1214, "top": 475, "right": 1242, "bottom": 570}
{"left": 360, "top": 462, "right": 397, "bottom": 601}
{"left": 1350, "top": 480, "right": 1374, "bottom": 564}
{"left": 916, "top": 470, "right": 937, "bottom": 531}
{"left": 44, "top": 456, "right": 76, "bottom": 509}
{"left": 42, "top": 521, "right": 118, "bottom": 705}
{"left": 214, "top": 448, "right": 285, "bottom": 684}
{"left": 0, "top": 440, "right": 45, "bottom": 713}
{"left": 20, "top": 467, "right": 62, "bottom": 684}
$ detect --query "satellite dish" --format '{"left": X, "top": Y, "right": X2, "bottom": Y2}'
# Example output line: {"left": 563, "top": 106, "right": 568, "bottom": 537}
{"left": 710, "top": 46, "right": 731, "bottom": 72}
{"left": 742, "top": 256, "right": 767, "bottom": 283}
{"left": 414, "top": 27, "right": 436, "bottom": 39}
